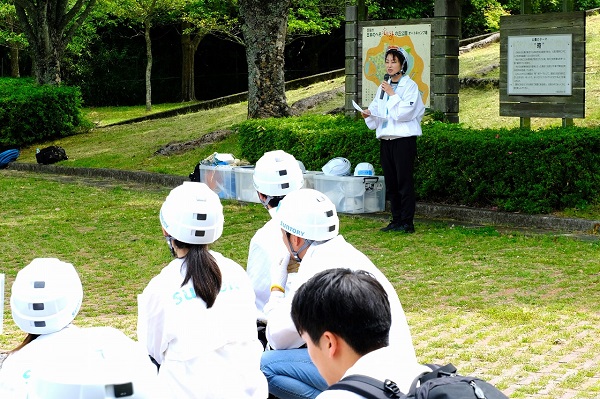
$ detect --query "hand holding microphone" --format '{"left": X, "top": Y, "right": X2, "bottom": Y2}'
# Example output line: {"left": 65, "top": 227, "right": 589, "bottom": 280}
{"left": 380, "top": 73, "right": 391, "bottom": 99}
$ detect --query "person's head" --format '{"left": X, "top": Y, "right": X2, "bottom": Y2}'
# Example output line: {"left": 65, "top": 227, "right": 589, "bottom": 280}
{"left": 384, "top": 46, "right": 408, "bottom": 77}
{"left": 11, "top": 258, "right": 83, "bottom": 337}
{"left": 253, "top": 150, "right": 304, "bottom": 209}
{"left": 159, "top": 182, "right": 224, "bottom": 307}
{"left": 291, "top": 268, "right": 391, "bottom": 385}
{"left": 276, "top": 188, "right": 339, "bottom": 262}
{"left": 160, "top": 181, "right": 224, "bottom": 254}
{"left": 28, "top": 327, "right": 162, "bottom": 399}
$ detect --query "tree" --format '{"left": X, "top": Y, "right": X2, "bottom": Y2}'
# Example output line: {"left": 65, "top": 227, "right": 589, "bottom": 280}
{"left": 107, "top": 0, "right": 183, "bottom": 111}
{"left": 239, "top": 0, "right": 291, "bottom": 118}
{"left": 179, "top": 0, "right": 240, "bottom": 101}
{"left": 13, "top": 0, "right": 97, "bottom": 84}
{"left": 0, "top": 0, "right": 27, "bottom": 77}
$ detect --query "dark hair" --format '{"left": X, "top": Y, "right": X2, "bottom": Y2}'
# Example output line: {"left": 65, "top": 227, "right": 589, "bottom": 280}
{"left": 385, "top": 48, "right": 408, "bottom": 75}
{"left": 291, "top": 268, "right": 391, "bottom": 355}
{"left": 11, "top": 333, "right": 40, "bottom": 353}
{"left": 174, "top": 239, "right": 222, "bottom": 308}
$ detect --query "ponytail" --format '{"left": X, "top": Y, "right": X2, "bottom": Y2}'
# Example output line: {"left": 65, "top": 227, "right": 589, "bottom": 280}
{"left": 175, "top": 240, "right": 222, "bottom": 308}
{"left": 11, "top": 333, "right": 40, "bottom": 353}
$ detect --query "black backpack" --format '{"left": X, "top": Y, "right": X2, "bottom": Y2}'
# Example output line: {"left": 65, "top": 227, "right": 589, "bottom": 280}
{"left": 36, "top": 146, "right": 68, "bottom": 165}
{"left": 328, "top": 363, "right": 509, "bottom": 399}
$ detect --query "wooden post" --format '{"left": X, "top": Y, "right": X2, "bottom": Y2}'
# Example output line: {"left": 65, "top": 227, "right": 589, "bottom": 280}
{"left": 563, "top": 0, "right": 574, "bottom": 127}
{"left": 433, "top": 0, "right": 460, "bottom": 123}
{"left": 344, "top": 5, "right": 359, "bottom": 117}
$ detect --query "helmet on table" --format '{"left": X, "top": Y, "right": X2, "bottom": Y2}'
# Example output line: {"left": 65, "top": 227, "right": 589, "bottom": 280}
{"left": 160, "top": 182, "right": 224, "bottom": 245}
{"left": 11, "top": 258, "right": 83, "bottom": 335}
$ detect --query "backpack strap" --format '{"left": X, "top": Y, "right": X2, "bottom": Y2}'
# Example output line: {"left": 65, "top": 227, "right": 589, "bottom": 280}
{"left": 328, "top": 374, "right": 403, "bottom": 399}
{"left": 407, "top": 363, "right": 458, "bottom": 395}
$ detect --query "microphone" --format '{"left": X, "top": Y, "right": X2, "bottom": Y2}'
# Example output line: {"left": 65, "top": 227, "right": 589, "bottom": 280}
{"left": 380, "top": 74, "right": 390, "bottom": 99}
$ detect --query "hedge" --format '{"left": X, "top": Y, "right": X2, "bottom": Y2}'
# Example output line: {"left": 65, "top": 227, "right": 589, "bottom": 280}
{"left": 236, "top": 114, "right": 600, "bottom": 214}
{"left": 0, "top": 78, "right": 91, "bottom": 148}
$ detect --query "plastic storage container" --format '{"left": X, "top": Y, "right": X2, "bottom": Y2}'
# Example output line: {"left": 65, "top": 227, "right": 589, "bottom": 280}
{"left": 234, "top": 166, "right": 260, "bottom": 203}
{"left": 302, "top": 171, "right": 322, "bottom": 190}
{"left": 198, "top": 165, "right": 236, "bottom": 199}
{"left": 313, "top": 174, "right": 386, "bottom": 214}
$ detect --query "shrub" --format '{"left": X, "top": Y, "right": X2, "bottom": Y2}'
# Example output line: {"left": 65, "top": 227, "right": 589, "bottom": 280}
{"left": 0, "top": 78, "right": 91, "bottom": 148}
{"left": 236, "top": 114, "right": 600, "bottom": 214}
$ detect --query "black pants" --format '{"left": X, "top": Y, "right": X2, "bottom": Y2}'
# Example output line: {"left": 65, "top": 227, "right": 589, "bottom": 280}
{"left": 380, "top": 136, "right": 417, "bottom": 225}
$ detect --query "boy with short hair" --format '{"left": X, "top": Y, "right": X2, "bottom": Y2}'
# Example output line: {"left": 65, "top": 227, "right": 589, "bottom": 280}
{"left": 291, "top": 268, "right": 429, "bottom": 398}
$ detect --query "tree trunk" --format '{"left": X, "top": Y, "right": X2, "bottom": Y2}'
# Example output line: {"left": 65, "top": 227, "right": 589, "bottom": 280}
{"left": 10, "top": 46, "right": 20, "bottom": 78}
{"left": 181, "top": 22, "right": 204, "bottom": 102}
{"left": 239, "top": 0, "right": 290, "bottom": 119}
{"left": 145, "top": 20, "right": 153, "bottom": 112}
{"left": 13, "top": 0, "right": 96, "bottom": 85}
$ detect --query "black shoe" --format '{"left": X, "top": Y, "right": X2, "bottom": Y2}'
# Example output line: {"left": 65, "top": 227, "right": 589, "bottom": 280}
{"left": 392, "top": 223, "right": 415, "bottom": 233}
{"left": 380, "top": 222, "right": 400, "bottom": 232}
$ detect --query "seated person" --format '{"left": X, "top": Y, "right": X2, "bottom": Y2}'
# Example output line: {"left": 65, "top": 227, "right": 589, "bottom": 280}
{"left": 290, "top": 268, "right": 430, "bottom": 397}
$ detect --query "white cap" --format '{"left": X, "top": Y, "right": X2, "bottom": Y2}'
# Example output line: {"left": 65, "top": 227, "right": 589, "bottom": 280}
{"left": 354, "top": 162, "right": 375, "bottom": 176}
{"left": 160, "top": 182, "right": 224, "bottom": 244}
{"left": 11, "top": 258, "right": 83, "bottom": 335}
{"left": 322, "top": 157, "right": 351, "bottom": 176}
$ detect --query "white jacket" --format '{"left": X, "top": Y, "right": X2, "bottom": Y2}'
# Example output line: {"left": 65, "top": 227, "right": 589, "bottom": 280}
{"left": 316, "top": 347, "right": 431, "bottom": 398}
{"left": 247, "top": 207, "right": 297, "bottom": 321}
{"left": 137, "top": 252, "right": 268, "bottom": 399}
{"left": 264, "top": 235, "right": 417, "bottom": 365}
{"left": 365, "top": 75, "right": 425, "bottom": 140}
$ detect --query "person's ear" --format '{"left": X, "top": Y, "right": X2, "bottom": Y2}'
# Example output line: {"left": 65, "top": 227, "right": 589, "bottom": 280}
{"left": 290, "top": 234, "right": 304, "bottom": 249}
{"left": 322, "top": 331, "right": 339, "bottom": 358}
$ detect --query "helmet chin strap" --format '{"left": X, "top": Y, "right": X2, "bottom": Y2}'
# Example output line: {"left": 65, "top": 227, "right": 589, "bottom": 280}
{"left": 165, "top": 236, "right": 177, "bottom": 258}
{"left": 259, "top": 194, "right": 274, "bottom": 210}
{"left": 285, "top": 234, "right": 313, "bottom": 262}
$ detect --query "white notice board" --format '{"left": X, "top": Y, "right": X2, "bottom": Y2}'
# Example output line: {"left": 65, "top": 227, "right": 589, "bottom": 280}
{"left": 507, "top": 34, "right": 572, "bottom": 95}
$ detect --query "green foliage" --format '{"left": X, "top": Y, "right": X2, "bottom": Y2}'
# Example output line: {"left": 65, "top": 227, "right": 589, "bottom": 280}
{"left": 0, "top": 78, "right": 92, "bottom": 147}
{"left": 287, "top": 0, "right": 345, "bottom": 38}
{"left": 237, "top": 114, "right": 600, "bottom": 214}
{"left": 237, "top": 114, "right": 381, "bottom": 172}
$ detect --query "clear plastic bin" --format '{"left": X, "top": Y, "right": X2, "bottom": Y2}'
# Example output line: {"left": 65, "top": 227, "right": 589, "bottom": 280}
{"left": 313, "top": 174, "right": 386, "bottom": 214}
{"left": 234, "top": 166, "right": 260, "bottom": 203}
{"left": 198, "top": 165, "right": 236, "bottom": 199}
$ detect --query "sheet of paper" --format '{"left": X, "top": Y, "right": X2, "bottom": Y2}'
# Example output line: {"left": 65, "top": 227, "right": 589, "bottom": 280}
{"left": 352, "top": 100, "right": 385, "bottom": 118}
{"left": 352, "top": 100, "right": 364, "bottom": 113}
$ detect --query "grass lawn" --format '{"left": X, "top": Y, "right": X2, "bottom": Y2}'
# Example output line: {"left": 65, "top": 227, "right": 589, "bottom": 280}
{"left": 1, "top": 171, "right": 599, "bottom": 399}
{"left": 2, "top": 13, "right": 600, "bottom": 399}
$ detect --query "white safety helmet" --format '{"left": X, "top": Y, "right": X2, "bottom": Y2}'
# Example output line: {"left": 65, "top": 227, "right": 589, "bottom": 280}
{"left": 277, "top": 189, "right": 339, "bottom": 242}
{"left": 253, "top": 150, "right": 304, "bottom": 196}
{"left": 354, "top": 162, "right": 375, "bottom": 176}
{"left": 160, "top": 182, "right": 224, "bottom": 245}
{"left": 322, "top": 157, "right": 351, "bottom": 176}
{"left": 28, "top": 327, "right": 162, "bottom": 399}
{"left": 11, "top": 258, "right": 83, "bottom": 335}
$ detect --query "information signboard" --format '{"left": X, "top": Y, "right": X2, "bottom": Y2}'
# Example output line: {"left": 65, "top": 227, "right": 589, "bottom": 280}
{"left": 507, "top": 34, "right": 572, "bottom": 96}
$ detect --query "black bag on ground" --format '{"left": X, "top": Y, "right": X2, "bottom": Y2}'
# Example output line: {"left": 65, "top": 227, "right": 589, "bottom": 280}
{"left": 36, "top": 146, "right": 68, "bottom": 165}
{"left": 328, "top": 363, "right": 509, "bottom": 399}
{"left": 189, "top": 163, "right": 200, "bottom": 182}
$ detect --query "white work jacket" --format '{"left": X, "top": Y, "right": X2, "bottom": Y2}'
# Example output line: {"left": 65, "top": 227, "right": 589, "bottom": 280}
{"left": 365, "top": 75, "right": 425, "bottom": 140}
{"left": 247, "top": 207, "right": 297, "bottom": 321}
{"left": 264, "top": 235, "right": 417, "bottom": 365}
{"left": 137, "top": 252, "right": 268, "bottom": 399}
